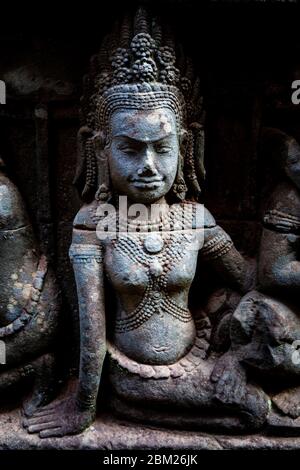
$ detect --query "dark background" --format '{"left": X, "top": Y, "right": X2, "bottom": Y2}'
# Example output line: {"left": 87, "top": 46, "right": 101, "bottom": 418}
{"left": 0, "top": 0, "right": 299, "bottom": 367}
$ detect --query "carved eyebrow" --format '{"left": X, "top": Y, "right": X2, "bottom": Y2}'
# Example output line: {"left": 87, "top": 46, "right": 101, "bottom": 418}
{"left": 113, "top": 133, "right": 174, "bottom": 143}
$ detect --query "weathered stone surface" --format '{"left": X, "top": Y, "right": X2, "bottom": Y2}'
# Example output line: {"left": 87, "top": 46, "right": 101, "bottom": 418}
{"left": 2, "top": 0, "right": 300, "bottom": 447}
{"left": 2, "top": 408, "right": 300, "bottom": 450}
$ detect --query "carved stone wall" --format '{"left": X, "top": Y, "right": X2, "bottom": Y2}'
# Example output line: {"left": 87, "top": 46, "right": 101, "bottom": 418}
{"left": 0, "top": 0, "right": 299, "bottom": 391}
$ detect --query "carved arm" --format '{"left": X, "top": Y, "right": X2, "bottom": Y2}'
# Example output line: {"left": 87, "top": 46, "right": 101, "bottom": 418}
{"left": 201, "top": 225, "right": 255, "bottom": 294}
{"left": 69, "top": 229, "right": 106, "bottom": 413}
{"left": 258, "top": 227, "right": 300, "bottom": 292}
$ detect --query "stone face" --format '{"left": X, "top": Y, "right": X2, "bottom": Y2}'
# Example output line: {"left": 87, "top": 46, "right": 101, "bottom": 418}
{"left": 2, "top": 0, "right": 300, "bottom": 449}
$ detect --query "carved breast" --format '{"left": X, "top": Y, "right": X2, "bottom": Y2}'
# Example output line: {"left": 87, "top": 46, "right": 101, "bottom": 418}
{"left": 104, "top": 231, "right": 200, "bottom": 295}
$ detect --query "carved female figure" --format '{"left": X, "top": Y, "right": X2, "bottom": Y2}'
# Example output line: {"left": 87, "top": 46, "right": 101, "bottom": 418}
{"left": 0, "top": 157, "right": 60, "bottom": 417}
{"left": 212, "top": 129, "right": 300, "bottom": 431}
{"left": 24, "top": 9, "right": 269, "bottom": 437}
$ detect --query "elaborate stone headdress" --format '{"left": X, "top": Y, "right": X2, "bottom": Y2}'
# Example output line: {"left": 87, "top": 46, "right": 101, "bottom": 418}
{"left": 74, "top": 7, "right": 205, "bottom": 203}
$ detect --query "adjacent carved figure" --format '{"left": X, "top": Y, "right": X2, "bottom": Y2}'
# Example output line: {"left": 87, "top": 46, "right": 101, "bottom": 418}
{"left": 212, "top": 128, "right": 300, "bottom": 432}
{"left": 24, "top": 8, "right": 270, "bottom": 438}
{"left": 0, "top": 157, "right": 60, "bottom": 418}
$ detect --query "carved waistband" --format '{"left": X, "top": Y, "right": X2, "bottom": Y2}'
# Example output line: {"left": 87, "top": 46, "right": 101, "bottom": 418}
{"left": 107, "top": 316, "right": 211, "bottom": 380}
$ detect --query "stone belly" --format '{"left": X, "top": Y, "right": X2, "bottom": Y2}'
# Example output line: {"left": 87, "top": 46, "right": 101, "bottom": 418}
{"left": 113, "top": 308, "right": 196, "bottom": 365}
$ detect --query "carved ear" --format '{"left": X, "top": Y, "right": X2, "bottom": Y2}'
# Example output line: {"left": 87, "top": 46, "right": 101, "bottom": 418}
{"left": 92, "top": 131, "right": 113, "bottom": 202}
{"left": 179, "top": 128, "right": 188, "bottom": 148}
{"left": 92, "top": 130, "right": 107, "bottom": 158}
{"left": 172, "top": 152, "right": 187, "bottom": 202}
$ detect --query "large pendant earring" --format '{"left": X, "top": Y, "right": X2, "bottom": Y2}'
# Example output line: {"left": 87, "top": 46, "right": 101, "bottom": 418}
{"left": 184, "top": 129, "right": 201, "bottom": 200}
{"left": 172, "top": 151, "right": 187, "bottom": 201}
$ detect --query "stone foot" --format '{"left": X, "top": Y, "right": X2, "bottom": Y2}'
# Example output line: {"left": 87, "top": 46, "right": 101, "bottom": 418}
{"left": 211, "top": 351, "right": 247, "bottom": 405}
{"left": 22, "top": 353, "right": 56, "bottom": 418}
{"left": 272, "top": 386, "right": 300, "bottom": 419}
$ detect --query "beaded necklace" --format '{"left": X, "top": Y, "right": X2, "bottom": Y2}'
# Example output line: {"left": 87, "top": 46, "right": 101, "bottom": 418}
{"left": 109, "top": 203, "right": 198, "bottom": 332}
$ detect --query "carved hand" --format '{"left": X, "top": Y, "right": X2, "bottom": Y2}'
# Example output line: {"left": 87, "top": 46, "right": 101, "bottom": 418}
{"left": 23, "top": 394, "right": 95, "bottom": 438}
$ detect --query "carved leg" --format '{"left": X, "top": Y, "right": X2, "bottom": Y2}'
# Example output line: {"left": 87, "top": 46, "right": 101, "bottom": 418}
{"left": 210, "top": 351, "right": 247, "bottom": 405}
{"left": 109, "top": 394, "right": 256, "bottom": 432}
{"left": 0, "top": 353, "right": 55, "bottom": 414}
{"left": 22, "top": 353, "right": 56, "bottom": 417}
{"left": 108, "top": 355, "right": 269, "bottom": 432}
{"left": 226, "top": 290, "right": 300, "bottom": 427}
{"left": 271, "top": 387, "right": 300, "bottom": 419}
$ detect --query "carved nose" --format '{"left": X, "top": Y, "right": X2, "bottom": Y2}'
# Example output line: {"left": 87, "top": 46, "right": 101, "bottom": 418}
{"left": 138, "top": 149, "right": 157, "bottom": 176}
{"left": 137, "top": 164, "right": 155, "bottom": 176}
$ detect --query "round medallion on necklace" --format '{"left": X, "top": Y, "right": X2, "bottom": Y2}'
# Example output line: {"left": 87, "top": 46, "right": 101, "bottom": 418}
{"left": 143, "top": 233, "right": 164, "bottom": 254}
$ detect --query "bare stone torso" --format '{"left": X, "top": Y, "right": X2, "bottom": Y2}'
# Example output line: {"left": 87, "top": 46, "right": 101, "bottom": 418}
{"left": 104, "top": 229, "right": 200, "bottom": 365}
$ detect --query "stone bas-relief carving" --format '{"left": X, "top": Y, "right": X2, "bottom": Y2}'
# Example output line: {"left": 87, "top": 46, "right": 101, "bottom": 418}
{"left": 23, "top": 8, "right": 272, "bottom": 438}
{"left": 19, "top": 8, "right": 300, "bottom": 442}
{"left": 215, "top": 128, "right": 300, "bottom": 432}
{"left": 0, "top": 158, "right": 60, "bottom": 419}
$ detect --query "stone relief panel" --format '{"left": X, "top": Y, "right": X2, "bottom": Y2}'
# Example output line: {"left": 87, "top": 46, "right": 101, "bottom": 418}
{"left": 1, "top": 0, "right": 300, "bottom": 449}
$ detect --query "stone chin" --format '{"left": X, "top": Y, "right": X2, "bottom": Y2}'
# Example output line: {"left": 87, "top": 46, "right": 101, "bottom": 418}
{"left": 124, "top": 180, "right": 173, "bottom": 204}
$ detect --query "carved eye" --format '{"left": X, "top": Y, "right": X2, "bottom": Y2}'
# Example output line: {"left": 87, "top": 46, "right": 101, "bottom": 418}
{"left": 288, "top": 157, "right": 299, "bottom": 165}
{"left": 155, "top": 145, "right": 172, "bottom": 154}
{"left": 119, "top": 146, "right": 138, "bottom": 156}
{"left": 287, "top": 154, "right": 300, "bottom": 165}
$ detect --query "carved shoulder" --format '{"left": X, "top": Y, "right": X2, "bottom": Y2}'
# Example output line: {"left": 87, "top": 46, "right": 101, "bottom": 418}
{"left": 191, "top": 203, "right": 216, "bottom": 229}
{"left": 203, "top": 206, "right": 217, "bottom": 228}
{"left": 0, "top": 174, "right": 29, "bottom": 230}
{"left": 73, "top": 200, "right": 99, "bottom": 230}
{"left": 196, "top": 206, "right": 234, "bottom": 260}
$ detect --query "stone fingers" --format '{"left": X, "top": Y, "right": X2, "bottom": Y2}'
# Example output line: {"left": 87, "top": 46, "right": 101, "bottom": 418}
{"left": 23, "top": 414, "right": 56, "bottom": 428}
{"left": 39, "top": 427, "right": 64, "bottom": 438}
{"left": 27, "top": 421, "right": 60, "bottom": 434}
